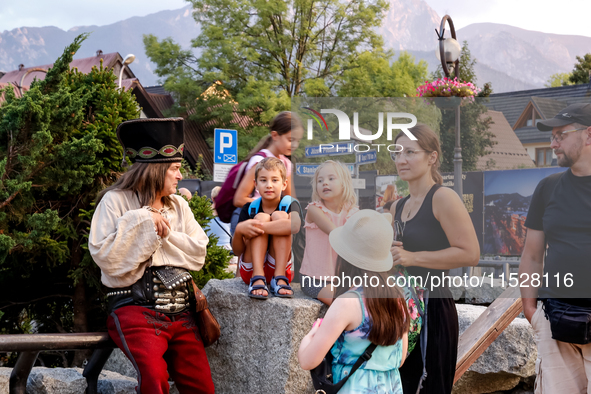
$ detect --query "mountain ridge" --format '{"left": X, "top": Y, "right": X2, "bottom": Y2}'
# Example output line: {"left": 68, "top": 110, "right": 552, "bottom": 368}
{"left": 1, "top": 2, "right": 589, "bottom": 91}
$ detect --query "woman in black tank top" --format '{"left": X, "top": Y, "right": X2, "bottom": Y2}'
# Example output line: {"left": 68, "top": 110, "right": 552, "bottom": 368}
{"left": 390, "top": 125, "right": 480, "bottom": 394}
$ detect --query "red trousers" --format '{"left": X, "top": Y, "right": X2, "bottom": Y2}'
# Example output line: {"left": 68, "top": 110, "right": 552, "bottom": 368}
{"left": 107, "top": 305, "right": 215, "bottom": 394}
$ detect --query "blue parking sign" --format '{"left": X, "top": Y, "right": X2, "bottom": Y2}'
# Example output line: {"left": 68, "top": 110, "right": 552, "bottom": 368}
{"left": 214, "top": 129, "right": 238, "bottom": 164}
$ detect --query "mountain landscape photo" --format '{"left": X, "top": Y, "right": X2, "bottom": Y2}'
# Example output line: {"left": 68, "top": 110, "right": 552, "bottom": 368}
{"left": 1, "top": 0, "right": 590, "bottom": 92}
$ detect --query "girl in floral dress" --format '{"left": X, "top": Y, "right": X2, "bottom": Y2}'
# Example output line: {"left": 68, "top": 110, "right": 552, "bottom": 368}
{"left": 298, "top": 210, "right": 410, "bottom": 394}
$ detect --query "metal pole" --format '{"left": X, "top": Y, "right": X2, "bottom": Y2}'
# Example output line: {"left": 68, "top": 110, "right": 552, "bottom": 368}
{"left": 118, "top": 65, "right": 127, "bottom": 89}
{"left": 354, "top": 142, "right": 360, "bottom": 201}
{"left": 439, "top": 14, "right": 463, "bottom": 198}
{"left": 454, "top": 104, "right": 463, "bottom": 197}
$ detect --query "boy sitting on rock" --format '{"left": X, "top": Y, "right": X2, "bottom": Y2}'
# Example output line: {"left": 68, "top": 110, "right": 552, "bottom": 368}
{"left": 232, "top": 157, "right": 300, "bottom": 299}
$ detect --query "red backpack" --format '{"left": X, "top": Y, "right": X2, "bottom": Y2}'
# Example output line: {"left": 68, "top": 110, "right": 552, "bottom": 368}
{"left": 214, "top": 152, "right": 267, "bottom": 223}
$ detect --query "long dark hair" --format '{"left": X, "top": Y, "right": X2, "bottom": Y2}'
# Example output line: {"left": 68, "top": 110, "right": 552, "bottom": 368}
{"left": 394, "top": 124, "right": 443, "bottom": 185}
{"left": 244, "top": 111, "right": 303, "bottom": 162}
{"left": 96, "top": 162, "right": 173, "bottom": 207}
{"left": 334, "top": 256, "right": 410, "bottom": 346}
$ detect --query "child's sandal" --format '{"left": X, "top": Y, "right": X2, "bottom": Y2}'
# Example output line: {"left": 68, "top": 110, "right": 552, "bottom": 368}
{"left": 248, "top": 275, "right": 269, "bottom": 300}
{"left": 270, "top": 275, "right": 294, "bottom": 298}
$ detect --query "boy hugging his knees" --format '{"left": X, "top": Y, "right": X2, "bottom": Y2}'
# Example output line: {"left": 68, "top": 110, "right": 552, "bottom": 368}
{"left": 232, "top": 157, "right": 301, "bottom": 299}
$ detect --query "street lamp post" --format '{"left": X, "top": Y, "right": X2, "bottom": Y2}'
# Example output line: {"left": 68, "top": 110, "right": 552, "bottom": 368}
{"left": 436, "top": 15, "right": 463, "bottom": 197}
{"left": 118, "top": 54, "right": 136, "bottom": 88}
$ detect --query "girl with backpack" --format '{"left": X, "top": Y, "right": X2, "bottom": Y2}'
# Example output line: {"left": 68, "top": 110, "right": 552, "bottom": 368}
{"left": 229, "top": 111, "right": 304, "bottom": 234}
{"left": 298, "top": 209, "right": 410, "bottom": 394}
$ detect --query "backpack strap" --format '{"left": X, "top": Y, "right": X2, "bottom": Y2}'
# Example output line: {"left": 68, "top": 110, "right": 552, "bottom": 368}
{"left": 278, "top": 195, "right": 293, "bottom": 212}
{"left": 249, "top": 197, "right": 263, "bottom": 219}
{"left": 249, "top": 195, "right": 294, "bottom": 219}
{"left": 232, "top": 151, "right": 268, "bottom": 190}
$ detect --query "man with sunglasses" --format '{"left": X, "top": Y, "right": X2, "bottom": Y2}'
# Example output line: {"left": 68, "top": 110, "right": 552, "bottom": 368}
{"left": 519, "top": 103, "right": 591, "bottom": 393}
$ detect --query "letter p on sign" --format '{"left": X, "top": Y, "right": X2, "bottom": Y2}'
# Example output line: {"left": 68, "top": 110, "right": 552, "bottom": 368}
{"left": 220, "top": 132, "right": 232, "bottom": 152}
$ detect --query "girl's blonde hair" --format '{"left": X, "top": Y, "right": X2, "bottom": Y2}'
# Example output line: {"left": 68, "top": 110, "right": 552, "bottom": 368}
{"left": 311, "top": 160, "right": 357, "bottom": 210}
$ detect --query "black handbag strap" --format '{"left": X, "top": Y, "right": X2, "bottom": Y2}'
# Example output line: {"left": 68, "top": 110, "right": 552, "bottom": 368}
{"left": 333, "top": 343, "right": 377, "bottom": 390}
{"left": 213, "top": 217, "right": 233, "bottom": 242}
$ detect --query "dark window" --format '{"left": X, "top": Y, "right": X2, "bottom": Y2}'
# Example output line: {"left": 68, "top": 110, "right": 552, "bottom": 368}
{"left": 536, "top": 148, "right": 553, "bottom": 167}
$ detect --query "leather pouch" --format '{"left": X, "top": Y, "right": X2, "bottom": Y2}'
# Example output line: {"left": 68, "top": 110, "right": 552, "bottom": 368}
{"left": 191, "top": 280, "right": 221, "bottom": 347}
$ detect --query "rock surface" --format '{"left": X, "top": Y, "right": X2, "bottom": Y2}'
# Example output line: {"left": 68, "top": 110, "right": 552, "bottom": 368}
{"left": 0, "top": 367, "right": 11, "bottom": 393}
{"left": 453, "top": 304, "right": 537, "bottom": 394}
{"left": 450, "top": 277, "right": 506, "bottom": 304}
{"left": 203, "top": 278, "right": 325, "bottom": 394}
{"left": 26, "top": 367, "right": 87, "bottom": 394}
{"left": 0, "top": 366, "right": 176, "bottom": 394}
{"left": 97, "top": 370, "right": 137, "bottom": 394}
{"left": 103, "top": 349, "right": 137, "bottom": 380}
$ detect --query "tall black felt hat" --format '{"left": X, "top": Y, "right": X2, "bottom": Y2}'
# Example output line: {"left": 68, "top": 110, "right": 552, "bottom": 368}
{"left": 116, "top": 118, "right": 185, "bottom": 166}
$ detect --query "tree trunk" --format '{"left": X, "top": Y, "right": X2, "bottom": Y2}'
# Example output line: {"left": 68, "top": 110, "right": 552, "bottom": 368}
{"left": 71, "top": 242, "right": 92, "bottom": 367}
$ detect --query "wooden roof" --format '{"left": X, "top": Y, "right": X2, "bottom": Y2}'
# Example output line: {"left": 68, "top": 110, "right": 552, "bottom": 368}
{"left": 0, "top": 82, "right": 28, "bottom": 102}
{"left": 485, "top": 84, "right": 591, "bottom": 144}
{"left": 0, "top": 52, "right": 135, "bottom": 88}
{"left": 476, "top": 110, "right": 535, "bottom": 170}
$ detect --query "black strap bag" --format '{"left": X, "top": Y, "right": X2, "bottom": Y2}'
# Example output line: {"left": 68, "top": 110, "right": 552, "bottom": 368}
{"left": 310, "top": 343, "right": 377, "bottom": 394}
{"left": 543, "top": 298, "right": 591, "bottom": 344}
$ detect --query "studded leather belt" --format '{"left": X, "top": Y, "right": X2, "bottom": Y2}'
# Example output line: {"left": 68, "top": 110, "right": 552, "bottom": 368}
{"left": 107, "top": 266, "right": 194, "bottom": 315}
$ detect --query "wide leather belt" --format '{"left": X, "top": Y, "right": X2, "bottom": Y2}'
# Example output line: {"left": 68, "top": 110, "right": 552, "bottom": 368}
{"left": 107, "top": 266, "right": 193, "bottom": 315}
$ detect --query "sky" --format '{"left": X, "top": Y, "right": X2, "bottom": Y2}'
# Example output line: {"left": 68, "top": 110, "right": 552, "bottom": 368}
{"left": 427, "top": 0, "right": 591, "bottom": 37}
{"left": 0, "top": 0, "right": 589, "bottom": 38}
{"left": 0, "top": 0, "right": 188, "bottom": 32}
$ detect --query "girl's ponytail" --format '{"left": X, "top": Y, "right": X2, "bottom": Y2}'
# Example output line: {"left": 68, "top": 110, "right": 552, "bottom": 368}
{"left": 244, "top": 111, "right": 303, "bottom": 162}
{"left": 244, "top": 134, "right": 273, "bottom": 162}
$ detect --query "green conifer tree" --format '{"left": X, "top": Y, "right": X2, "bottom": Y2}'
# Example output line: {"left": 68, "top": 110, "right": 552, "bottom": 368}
{"left": 0, "top": 34, "right": 140, "bottom": 366}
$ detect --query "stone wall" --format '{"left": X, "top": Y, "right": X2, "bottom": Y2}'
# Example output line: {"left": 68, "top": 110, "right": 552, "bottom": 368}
{"left": 1, "top": 278, "right": 538, "bottom": 393}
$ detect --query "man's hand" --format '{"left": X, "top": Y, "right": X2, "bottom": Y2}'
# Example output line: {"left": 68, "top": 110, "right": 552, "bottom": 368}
{"left": 237, "top": 219, "right": 265, "bottom": 239}
{"left": 150, "top": 212, "right": 171, "bottom": 238}
{"left": 523, "top": 303, "right": 537, "bottom": 324}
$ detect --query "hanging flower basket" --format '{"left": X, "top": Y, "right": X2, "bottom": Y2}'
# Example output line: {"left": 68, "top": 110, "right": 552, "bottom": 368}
{"left": 434, "top": 96, "right": 462, "bottom": 110}
{"left": 417, "top": 78, "right": 480, "bottom": 109}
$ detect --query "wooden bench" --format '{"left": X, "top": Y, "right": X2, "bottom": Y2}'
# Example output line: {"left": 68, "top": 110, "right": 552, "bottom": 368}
{"left": 0, "top": 333, "right": 117, "bottom": 394}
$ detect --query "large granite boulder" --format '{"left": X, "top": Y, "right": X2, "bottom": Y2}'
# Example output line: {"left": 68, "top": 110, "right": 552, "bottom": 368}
{"left": 453, "top": 304, "right": 537, "bottom": 394}
{"left": 97, "top": 370, "right": 137, "bottom": 394}
{"left": 450, "top": 277, "right": 506, "bottom": 305}
{"left": 203, "top": 278, "right": 325, "bottom": 394}
{"left": 103, "top": 349, "right": 136, "bottom": 379}
{"left": 26, "top": 367, "right": 87, "bottom": 394}
{"left": 0, "top": 366, "right": 176, "bottom": 394}
{"left": 0, "top": 367, "right": 11, "bottom": 393}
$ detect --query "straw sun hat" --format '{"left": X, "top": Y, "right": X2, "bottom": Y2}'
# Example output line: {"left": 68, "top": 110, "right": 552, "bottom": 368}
{"left": 329, "top": 209, "right": 394, "bottom": 273}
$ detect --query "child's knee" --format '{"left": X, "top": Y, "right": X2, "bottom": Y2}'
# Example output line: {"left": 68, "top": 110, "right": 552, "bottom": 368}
{"left": 271, "top": 210, "right": 288, "bottom": 221}
{"left": 254, "top": 212, "right": 271, "bottom": 222}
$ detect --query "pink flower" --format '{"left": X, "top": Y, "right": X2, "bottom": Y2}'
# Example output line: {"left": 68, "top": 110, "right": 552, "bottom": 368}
{"left": 408, "top": 298, "right": 418, "bottom": 320}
